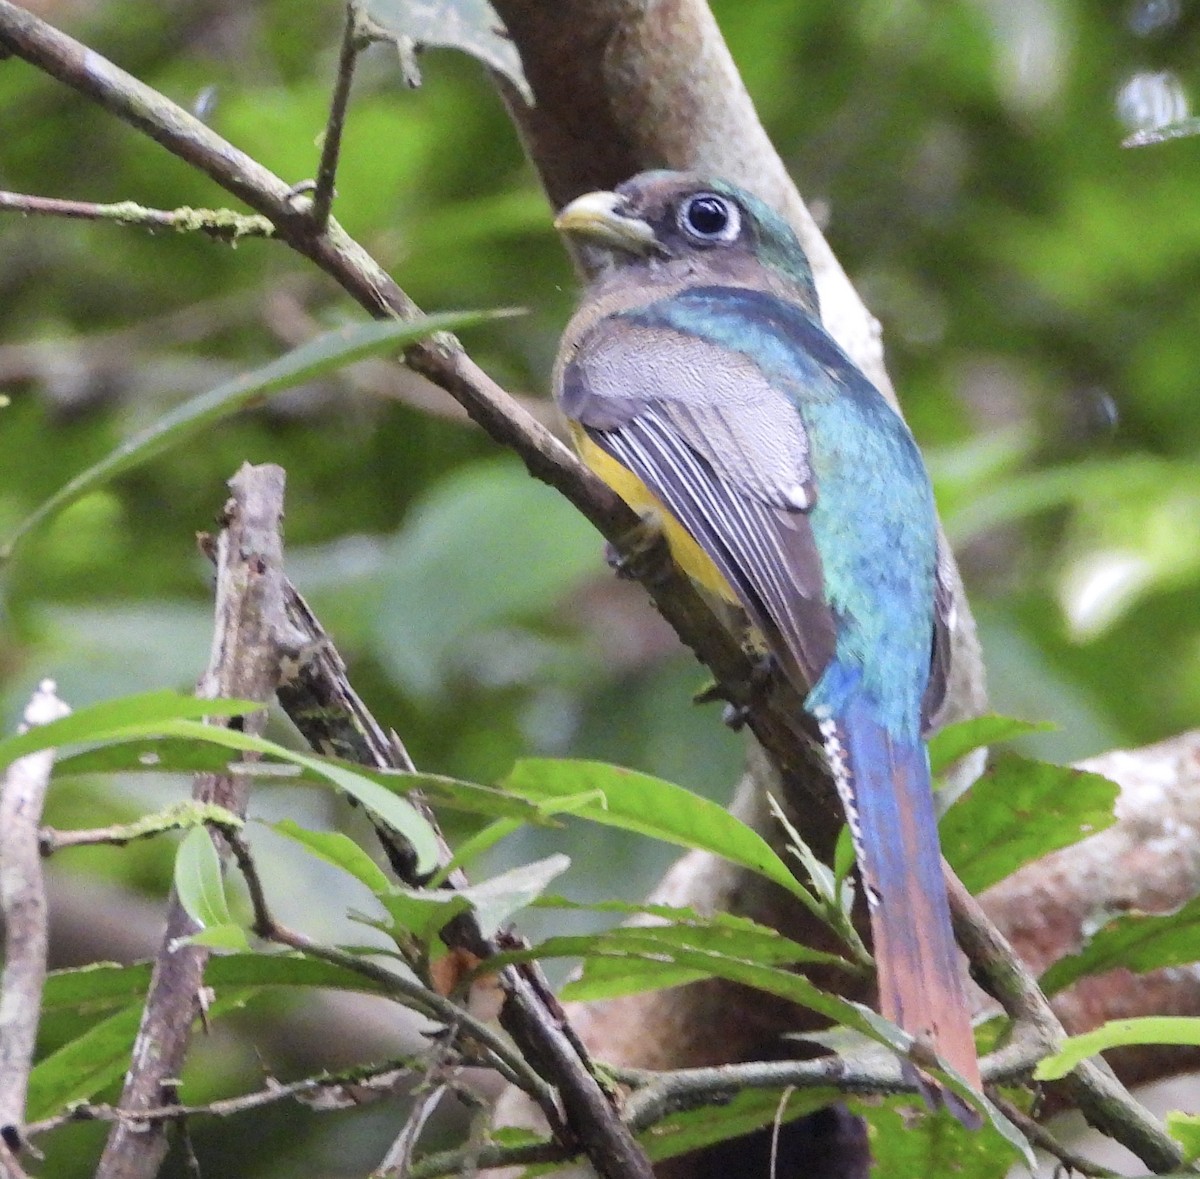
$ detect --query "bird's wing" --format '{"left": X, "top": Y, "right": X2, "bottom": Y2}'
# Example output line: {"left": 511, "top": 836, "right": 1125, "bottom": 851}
{"left": 560, "top": 314, "right": 837, "bottom": 691}
{"left": 920, "top": 541, "right": 956, "bottom": 734}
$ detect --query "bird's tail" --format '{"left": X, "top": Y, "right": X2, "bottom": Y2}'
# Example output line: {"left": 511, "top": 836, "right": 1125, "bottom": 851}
{"left": 819, "top": 690, "right": 981, "bottom": 1115}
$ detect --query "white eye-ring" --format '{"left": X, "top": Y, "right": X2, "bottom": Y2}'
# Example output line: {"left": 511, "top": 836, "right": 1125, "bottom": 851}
{"left": 678, "top": 193, "right": 741, "bottom": 243}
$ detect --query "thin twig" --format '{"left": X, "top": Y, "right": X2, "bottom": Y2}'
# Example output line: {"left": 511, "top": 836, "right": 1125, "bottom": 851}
{"left": 991, "top": 1095, "right": 1121, "bottom": 1179}
{"left": 0, "top": 1141, "right": 31, "bottom": 1179}
{"left": 0, "top": 681, "right": 71, "bottom": 1155}
{"left": 0, "top": 190, "right": 274, "bottom": 240}
{"left": 25, "top": 1061, "right": 418, "bottom": 1138}
{"left": 403, "top": 1137, "right": 567, "bottom": 1179}
{"left": 310, "top": 1, "right": 361, "bottom": 231}
{"left": 374, "top": 1082, "right": 450, "bottom": 1177}
{"left": 40, "top": 802, "right": 241, "bottom": 855}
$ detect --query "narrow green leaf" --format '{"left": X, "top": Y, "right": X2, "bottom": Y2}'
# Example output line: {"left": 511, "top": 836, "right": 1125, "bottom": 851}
{"left": 462, "top": 854, "right": 570, "bottom": 939}
{"left": 1036, "top": 1017, "right": 1200, "bottom": 1081}
{"left": 0, "top": 690, "right": 257, "bottom": 771}
{"left": 501, "top": 759, "right": 805, "bottom": 900}
{"left": 54, "top": 740, "right": 543, "bottom": 823}
{"left": 382, "top": 855, "right": 570, "bottom": 944}
{"left": 28, "top": 990, "right": 251, "bottom": 1120}
{"left": 940, "top": 753, "right": 1118, "bottom": 893}
{"left": 58, "top": 718, "right": 442, "bottom": 876}
{"left": 433, "top": 816, "right": 523, "bottom": 882}
{"left": 270, "top": 819, "right": 393, "bottom": 894}
{"left": 928, "top": 714, "right": 1054, "bottom": 777}
{"left": 184, "top": 923, "right": 251, "bottom": 951}
{"left": 545, "top": 922, "right": 850, "bottom": 1002}
{"left": 639, "top": 1087, "right": 840, "bottom": 1164}
{"left": 849, "top": 1093, "right": 1028, "bottom": 1177}
{"left": 1040, "top": 893, "right": 1200, "bottom": 997}
{"left": 41, "top": 952, "right": 393, "bottom": 1017}
{"left": 27, "top": 1006, "right": 147, "bottom": 1121}
{"left": 380, "top": 889, "right": 472, "bottom": 943}
{"left": 174, "top": 826, "right": 232, "bottom": 929}
{"left": 2, "top": 312, "right": 501, "bottom": 558}
{"left": 1166, "top": 1112, "right": 1200, "bottom": 1164}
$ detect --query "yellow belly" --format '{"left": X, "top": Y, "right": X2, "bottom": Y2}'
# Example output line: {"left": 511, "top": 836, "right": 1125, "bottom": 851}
{"left": 572, "top": 425, "right": 739, "bottom": 606}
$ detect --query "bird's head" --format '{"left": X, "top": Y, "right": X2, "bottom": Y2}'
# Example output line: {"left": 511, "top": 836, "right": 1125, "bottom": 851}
{"left": 554, "top": 171, "right": 818, "bottom": 312}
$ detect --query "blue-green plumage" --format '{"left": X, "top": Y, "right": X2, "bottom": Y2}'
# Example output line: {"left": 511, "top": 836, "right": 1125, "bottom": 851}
{"left": 625, "top": 286, "right": 937, "bottom": 740}
{"left": 554, "top": 171, "right": 978, "bottom": 1108}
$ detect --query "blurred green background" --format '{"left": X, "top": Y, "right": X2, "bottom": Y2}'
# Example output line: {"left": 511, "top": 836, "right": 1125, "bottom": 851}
{"left": 2, "top": 0, "right": 1199, "bottom": 1173}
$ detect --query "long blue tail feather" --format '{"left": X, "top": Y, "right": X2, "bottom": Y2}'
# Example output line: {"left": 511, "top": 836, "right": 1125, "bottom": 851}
{"left": 817, "top": 684, "right": 980, "bottom": 1120}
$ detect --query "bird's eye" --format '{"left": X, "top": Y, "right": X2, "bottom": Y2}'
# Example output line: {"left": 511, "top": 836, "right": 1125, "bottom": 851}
{"left": 679, "top": 194, "right": 740, "bottom": 243}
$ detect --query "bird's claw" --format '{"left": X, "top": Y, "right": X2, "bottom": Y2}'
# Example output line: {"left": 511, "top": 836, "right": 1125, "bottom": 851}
{"left": 717, "top": 651, "right": 778, "bottom": 731}
{"left": 604, "top": 513, "right": 673, "bottom": 586}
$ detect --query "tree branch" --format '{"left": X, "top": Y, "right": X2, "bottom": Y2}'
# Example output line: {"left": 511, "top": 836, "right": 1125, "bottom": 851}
{"left": 308, "top": 0, "right": 362, "bottom": 232}
{"left": 0, "top": 190, "right": 275, "bottom": 240}
{"left": 97, "top": 464, "right": 293, "bottom": 1179}
{"left": 0, "top": 680, "right": 71, "bottom": 1156}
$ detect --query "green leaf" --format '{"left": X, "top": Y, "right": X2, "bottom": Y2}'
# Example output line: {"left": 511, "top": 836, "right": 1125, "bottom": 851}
{"left": 47, "top": 718, "right": 442, "bottom": 876}
{"left": 548, "top": 921, "right": 851, "bottom": 1002}
{"left": 940, "top": 753, "right": 1118, "bottom": 893}
{"left": 434, "top": 816, "right": 523, "bottom": 881}
{"left": 850, "top": 1094, "right": 1028, "bottom": 1177}
{"left": 0, "top": 690, "right": 258, "bottom": 771}
{"left": 27, "top": 1005, "right": 148, "bottom": 1121}
{"left": 55, "top": 740, "right": 543, "bottom": 823}
{"left": 604, "top": 943, "right": 892, "bottom": 1045}
{"left": 501, "top": 759, "right": 806, "bottom": 901}
{"left": 174, "top": 826, "right": 233, "bottom": 929}
{"left": 638, "top": 1086, "right": 841, "bottom": 1163}
{"left": 382, "top": 854, "right": 570, "bottom": 944}
{"left": 270, "top": 818, "right": 393, "bottom": 894}
{"left": 32, "top": 951, "right": 400, "bottom": 1120}
{"left": 41, "top": 952, "right": 394, "bottom": 1017}
{"left": 1041, "top": 893, "right": 1200, "bottom": 997}
{"left": 461, "top": 854, "right": 570, "bottom": 939}
{"left": 1167, "top": 1111, "right": 1200, "bottom": 1164}
{"left": 927, "top": 714, "right": 1054, "bottom": 777}
{"left": 1, "top": 312, "right": 499, "bottom": 559}
{"left": 1036, "top": 1017, "right": 1200, "bottom": 1080}
{"left": 28, "top": 989, "right": 251, "bottom": 1121}
{"left": 185, "top": 923, "right": 251, "bottom": 951}
{"left": 380, "top": 888, "right": 472, "bottom": 943}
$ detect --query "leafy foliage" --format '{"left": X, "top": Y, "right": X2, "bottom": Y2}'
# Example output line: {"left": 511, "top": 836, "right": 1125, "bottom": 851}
{"left": 2, "top": 0, "right": 1198, "bottom": 1175}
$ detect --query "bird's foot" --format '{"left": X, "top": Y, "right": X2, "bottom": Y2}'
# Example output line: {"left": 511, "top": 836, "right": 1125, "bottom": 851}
{"left": 718, "top": 650, "right": 778, "bottom": 731}
{"left": 604, "top": 512, "right": 673, "bottom": 586}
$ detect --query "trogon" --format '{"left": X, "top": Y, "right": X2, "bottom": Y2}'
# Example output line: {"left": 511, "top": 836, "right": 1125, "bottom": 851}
{"left": 552, "top": 171, "right": 980, "bottom": 1106}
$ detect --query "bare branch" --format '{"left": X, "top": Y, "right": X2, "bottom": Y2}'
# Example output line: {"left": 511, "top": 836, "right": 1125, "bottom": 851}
{"left": 309, "top": 1, "right": 363, "bottom": 231}
{"left": 0, "top": 680, "right": 71, "bottom": 1155}
{"left": 0, "top": 190, "right": 275, "bottom": 240}
{"left": 26, "top": 1060, "right": 424, "bottom": 1139}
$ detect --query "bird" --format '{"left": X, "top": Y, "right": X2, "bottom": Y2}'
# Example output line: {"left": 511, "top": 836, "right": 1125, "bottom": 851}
{"left": 552, "top": 171, "right": 980, "bottom": 1110}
